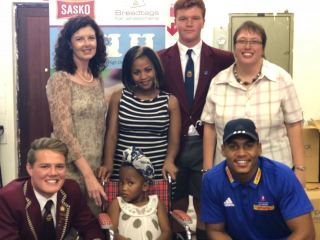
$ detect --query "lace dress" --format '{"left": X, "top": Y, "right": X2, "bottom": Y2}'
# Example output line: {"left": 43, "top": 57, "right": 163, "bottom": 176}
{"left": 118, "top": 195, "right": 161, "bottom": 240}
{"left": 46, "top": 71, "right": 106, "bottom": 214}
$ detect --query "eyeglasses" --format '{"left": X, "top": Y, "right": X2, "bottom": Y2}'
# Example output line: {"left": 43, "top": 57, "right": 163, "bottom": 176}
{"left": 236, "top": 39, "right": 262, "bottom": 46}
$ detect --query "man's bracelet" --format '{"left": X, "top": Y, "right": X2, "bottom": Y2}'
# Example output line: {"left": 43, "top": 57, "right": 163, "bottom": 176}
{"left": 293, "top": 165, "right": 306, "bottom": 172}
{"left": 201, "top": 169, "right": 209, "bottom": 173}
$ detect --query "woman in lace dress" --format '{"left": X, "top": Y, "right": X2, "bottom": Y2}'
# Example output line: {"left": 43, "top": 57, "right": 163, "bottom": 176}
{"left": 46, "top": 16, "right": 107, "bottom": 215}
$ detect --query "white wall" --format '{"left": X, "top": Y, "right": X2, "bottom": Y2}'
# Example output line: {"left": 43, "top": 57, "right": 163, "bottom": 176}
{"left": 0, "top": 0, "right": 19, "bottom": 185}
{"left": 0, "top": 0, "right": 319, "bottom": 185}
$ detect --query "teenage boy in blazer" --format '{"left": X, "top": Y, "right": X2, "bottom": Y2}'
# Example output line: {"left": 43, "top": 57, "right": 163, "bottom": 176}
{"left": 158, "top": 0, "right": 234, "bottom": 239}
{"left": 0, "top": 137, "right": 105, "bottom": 240}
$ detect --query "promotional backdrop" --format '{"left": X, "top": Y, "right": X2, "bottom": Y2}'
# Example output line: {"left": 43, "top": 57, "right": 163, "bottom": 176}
{"left": 49, "top": 0, "right": 178, "bottom": 70}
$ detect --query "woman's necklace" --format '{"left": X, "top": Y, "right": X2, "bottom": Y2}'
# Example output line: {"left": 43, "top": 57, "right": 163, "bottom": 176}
{"left": 76, "top": 70, "right": 94, "bottom": 83}
{"left": 233, "top": 65, "right": 261, "bottom": 86}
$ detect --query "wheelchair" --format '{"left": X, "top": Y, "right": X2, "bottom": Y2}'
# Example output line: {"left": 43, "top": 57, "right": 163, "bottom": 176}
{"left": 98, "top": 175, "right": 193, "bottom": 240}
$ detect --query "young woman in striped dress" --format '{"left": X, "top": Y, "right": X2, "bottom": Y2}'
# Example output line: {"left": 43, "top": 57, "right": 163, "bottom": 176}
{"left": 99, "top": 46, "right": 181, "bottom": 182}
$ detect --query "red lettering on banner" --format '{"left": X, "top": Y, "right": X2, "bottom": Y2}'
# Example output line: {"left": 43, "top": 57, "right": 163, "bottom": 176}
{"left": 57, "top": 0, "right": 95, "bottom": 19}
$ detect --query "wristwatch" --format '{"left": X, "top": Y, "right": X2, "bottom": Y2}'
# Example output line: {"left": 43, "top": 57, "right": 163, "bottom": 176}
{"left": 293, "top": 165, "right": 306, "bottom": 172}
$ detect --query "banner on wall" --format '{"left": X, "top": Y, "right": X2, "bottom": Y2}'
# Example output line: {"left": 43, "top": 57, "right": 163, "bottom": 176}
{"left": 49, "top": 0, "right": 178, "bottom": 98}
{"left": 49, "top": 0, "right": 178, "bottom": 71}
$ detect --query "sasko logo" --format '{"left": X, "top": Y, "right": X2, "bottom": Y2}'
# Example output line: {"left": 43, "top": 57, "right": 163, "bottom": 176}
{"left": 57, "top": 0, "right": 95, "bottom": 19}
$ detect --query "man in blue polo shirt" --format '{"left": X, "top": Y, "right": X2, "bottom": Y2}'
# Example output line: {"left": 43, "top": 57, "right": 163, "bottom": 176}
{"left": 200, "top": 118, "right": 315, "bottom": 240}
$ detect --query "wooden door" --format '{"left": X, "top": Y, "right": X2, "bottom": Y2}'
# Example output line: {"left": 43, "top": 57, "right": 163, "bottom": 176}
{"left": 16, "top": 4, "right": 52, "bottom": 177}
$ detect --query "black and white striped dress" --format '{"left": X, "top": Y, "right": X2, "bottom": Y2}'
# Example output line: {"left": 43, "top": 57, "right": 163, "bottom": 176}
{"left": 111, "top": 89, "right": 170, "bottom": 179}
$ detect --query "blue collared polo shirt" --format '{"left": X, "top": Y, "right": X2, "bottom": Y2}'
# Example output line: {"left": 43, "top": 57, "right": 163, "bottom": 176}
{"left": 201, "top": 156, "right": 313, "bottom": 240}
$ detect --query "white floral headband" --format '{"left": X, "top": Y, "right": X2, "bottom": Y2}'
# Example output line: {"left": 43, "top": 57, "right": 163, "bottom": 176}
{"left": 122, "top": 146, "right": 155, "bottom": 180}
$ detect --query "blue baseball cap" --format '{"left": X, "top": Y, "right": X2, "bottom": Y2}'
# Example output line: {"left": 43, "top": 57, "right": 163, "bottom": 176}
{"left": 223, "top": 118, "right": 259, "bottom": 144}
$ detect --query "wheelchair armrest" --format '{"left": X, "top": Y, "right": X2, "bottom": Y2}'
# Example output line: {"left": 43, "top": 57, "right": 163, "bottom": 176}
{"left": 170, "top": 209, "right": 193, "bottom": 226}
{"left": 98, "top": 213, "right": 113, "bottom": 229}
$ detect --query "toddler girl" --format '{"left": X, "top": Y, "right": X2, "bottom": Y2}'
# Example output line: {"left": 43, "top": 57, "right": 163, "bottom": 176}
{"left": 107, "top": 146, "right": 172, "bottom": 240}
